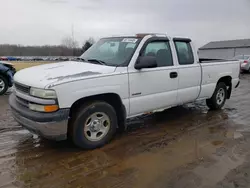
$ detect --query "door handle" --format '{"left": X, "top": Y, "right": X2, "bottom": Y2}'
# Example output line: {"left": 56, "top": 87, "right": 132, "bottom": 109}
{"left": 170, "top": 72, "right": 178, "bottom": 78}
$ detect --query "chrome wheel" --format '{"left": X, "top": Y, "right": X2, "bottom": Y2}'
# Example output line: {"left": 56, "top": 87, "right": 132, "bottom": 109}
{"left": 0, "top": 78, "right": 5, "bottom": 93}
{"left": 84, "top": 112, "right": 111, "bottom": 142}
{"left": 216, "top": 88, "right": 225, "bottom": 105}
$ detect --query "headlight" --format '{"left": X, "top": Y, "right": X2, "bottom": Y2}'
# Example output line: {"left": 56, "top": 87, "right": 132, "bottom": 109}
{"left": 30, "top": 88, "right": 57, "bottom": 99}
{"left": 29, "top": 103, "right": 59, "bottom": 112}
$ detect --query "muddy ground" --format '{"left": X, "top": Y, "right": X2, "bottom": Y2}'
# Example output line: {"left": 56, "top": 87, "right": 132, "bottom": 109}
{"left": 1, "top": 75, "right": 250, "bottom": 188}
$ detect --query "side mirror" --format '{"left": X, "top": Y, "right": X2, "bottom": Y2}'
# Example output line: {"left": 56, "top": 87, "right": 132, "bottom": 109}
{"left": 134, "top": 56, "right": 157, "bottom": 70}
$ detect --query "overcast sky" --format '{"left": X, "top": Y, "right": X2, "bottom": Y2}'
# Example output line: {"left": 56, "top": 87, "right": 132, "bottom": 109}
{"left": 1, "top": 0, "right": 250, "bottom": 47}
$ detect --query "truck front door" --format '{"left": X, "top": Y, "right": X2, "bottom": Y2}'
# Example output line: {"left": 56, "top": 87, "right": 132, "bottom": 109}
{"left": 128, "top": 38, "right": 178, "bottom": 117}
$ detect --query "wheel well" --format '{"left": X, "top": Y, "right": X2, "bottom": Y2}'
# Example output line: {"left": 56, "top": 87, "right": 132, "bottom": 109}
{"left": 0, "top": 72, "right": 11, "bottom": 87}
{"left": 217, "top": 76, "right": 232, "bottom": 99}
{"left": 69, "top": 93, "right": 127, "bottom": 131}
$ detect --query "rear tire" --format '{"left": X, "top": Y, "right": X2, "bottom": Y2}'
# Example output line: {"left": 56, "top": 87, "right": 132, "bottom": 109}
{"left": 206, "top": 82, "right": 227, "bottom": 110}
{"left": 69, "top": 101, "right": 117, "bottom": 149}
{"left": 0, "top": 75, "right": 8, "bottom": 96}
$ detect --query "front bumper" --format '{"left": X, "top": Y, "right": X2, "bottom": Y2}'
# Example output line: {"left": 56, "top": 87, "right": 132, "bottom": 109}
{"left": 9, "top": 93, "right": 70, "bottom": 141}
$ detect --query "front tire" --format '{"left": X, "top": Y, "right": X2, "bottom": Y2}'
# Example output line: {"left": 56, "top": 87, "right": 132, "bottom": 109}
{"left": 206, "top": 82, "right": 227, "bottom": 110}
{"left": 0, "top": 75, "right": 8, "bottom": 95}
{"left": 70, "top": 101, "right": 117, "bottom": 149}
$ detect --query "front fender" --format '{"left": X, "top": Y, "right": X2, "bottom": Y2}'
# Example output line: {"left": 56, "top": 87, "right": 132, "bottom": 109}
{"left": 52, "top": 74, "right": 130, "bottom": 113}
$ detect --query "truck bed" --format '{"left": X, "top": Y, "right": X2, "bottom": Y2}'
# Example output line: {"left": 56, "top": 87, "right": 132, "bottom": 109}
{"left": 198, "top": 58, "right": 240, "bottom": 100}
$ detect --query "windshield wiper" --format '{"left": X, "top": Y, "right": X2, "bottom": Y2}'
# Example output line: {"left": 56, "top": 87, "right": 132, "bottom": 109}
{"left": 73, "top": 57, "right": 87, "bottom": 62}
{"left": 87, "top": 59, "right": 108, "bottom": 66}
{"left": 73, "top": 57, "right": 108, "bottom": 66}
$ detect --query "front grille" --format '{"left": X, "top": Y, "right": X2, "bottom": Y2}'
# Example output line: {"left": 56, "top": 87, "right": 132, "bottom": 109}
{"left": 14, "top": 82, "right": 30, "bottom": 94}
{"left": 16, "top": 96, "right": 29, "bottom": 108}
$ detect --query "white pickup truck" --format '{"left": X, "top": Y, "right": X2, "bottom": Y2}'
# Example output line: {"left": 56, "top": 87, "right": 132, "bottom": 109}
{"left": 9, "top": 33, "right": 240, "bottom": 149}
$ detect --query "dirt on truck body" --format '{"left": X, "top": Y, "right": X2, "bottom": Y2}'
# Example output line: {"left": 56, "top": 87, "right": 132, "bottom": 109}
{"left": 1, "top": 75, "right": 250, "bottom": 188}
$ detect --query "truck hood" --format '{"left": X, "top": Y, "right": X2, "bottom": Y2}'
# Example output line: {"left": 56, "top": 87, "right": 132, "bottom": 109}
{"left": 14, "top": 61, "right": 117, "bottom": 88}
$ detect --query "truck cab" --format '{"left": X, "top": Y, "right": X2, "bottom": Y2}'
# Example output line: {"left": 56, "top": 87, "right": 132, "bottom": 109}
{"left": 9, "top": 33, "right": 240, "bottom": 149}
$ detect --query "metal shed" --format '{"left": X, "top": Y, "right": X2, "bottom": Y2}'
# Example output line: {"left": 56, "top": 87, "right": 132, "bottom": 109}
{"left": 199, "top": 39, "right": 250, "bottom": 60}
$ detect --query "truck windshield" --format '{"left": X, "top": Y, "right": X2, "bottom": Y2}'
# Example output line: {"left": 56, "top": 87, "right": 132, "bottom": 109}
{"left": 80, "top": 37, "right": 141, "bottom": 66}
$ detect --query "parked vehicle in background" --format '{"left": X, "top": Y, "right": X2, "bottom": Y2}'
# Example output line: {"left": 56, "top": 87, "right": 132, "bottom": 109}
{"left": 45, "top": 57, "right": 52, "bottom": 61}
{"left": 233, "top": 55, "right": 250, "bottom": 72}
{"left": 0, "top": 57, "right": 8, "bottom": 61}
{"left": 9, "top": 33, "right": 240, "bottom": 149}
{"left": 32, "top": 57, "right": 44, "bottom": 61}
{"left": 61, "top": 57, "right": 69, "bottom": 61}
{"left": 0, "top": 61, "right": 16, "bottom": 95}
{"left": 7, "top": 57, "right": 18, "bottom": 61}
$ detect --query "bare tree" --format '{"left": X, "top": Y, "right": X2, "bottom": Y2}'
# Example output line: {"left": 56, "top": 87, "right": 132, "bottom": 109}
{"left": 0, "top": 36, "right": 91, "bottom": 57}
{"left": 0, "top": 44, "right": 82, "bottom": 57}
{"left": 61, "top": 36, "right": 79, "bottom": 49}
{"left": 61, "top": 36, "right": 79, "bottom": 56}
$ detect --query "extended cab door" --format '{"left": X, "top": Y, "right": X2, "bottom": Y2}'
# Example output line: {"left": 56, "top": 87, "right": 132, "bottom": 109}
{"left": 128, "top": 37, "right": 178, "bottom": 117}
{"left": 173, "top": 38, "right": 201, "bottom": 104}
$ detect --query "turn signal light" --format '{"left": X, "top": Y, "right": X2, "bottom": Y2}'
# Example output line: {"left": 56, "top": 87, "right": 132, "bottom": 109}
{"left": 44, "top": 105, "right": 59, "bottom": 112}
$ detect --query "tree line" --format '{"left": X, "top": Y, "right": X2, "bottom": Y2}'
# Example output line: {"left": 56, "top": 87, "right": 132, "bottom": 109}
{"left": 0, "top": 37, "right": 95, "bottom": 57}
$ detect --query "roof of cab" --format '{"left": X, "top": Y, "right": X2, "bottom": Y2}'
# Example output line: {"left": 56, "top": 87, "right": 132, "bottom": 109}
{"left": 103, "top": 33, "right": 191, "bottom": 42}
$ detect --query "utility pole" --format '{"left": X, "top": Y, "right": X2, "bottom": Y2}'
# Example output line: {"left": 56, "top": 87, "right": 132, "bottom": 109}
{"left": 71, "top": 24, "right": 75, "bottom": 56}
{"left": 71, "top": 24, "right": 75, "bottom": 43}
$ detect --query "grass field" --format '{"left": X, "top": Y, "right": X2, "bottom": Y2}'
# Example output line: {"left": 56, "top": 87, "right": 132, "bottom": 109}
{"left": 11, "top": 61, "right": 54, "bottom": 71}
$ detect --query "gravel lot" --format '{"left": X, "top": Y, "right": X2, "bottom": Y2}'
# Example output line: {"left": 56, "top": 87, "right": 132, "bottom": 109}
{"left": 1, "top": 74, "right": 250, "bottom": 188}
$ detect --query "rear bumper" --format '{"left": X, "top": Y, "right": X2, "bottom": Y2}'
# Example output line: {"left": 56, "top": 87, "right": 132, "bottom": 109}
{"left": 9, "top": 93, "right": 69, "bottom": 141}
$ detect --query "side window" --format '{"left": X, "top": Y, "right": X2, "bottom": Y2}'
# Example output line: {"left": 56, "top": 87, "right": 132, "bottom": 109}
{"left": 142, "top": 41, "right": 173, "bottom": 67}
{"left": 175, "top": 41, "right": 194, "bottom": 65}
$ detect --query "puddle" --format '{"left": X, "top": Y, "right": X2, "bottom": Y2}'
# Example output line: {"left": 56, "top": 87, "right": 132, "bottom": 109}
{"left": 209, "top": 126, "right": 226, "bottom": 134}
{"left": 211, "top": 140, "right": 224, "bottom": 146}
{"left": 194, "top": 154, "right": 245, "bottom": 187}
